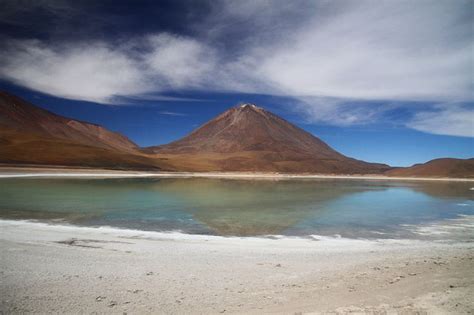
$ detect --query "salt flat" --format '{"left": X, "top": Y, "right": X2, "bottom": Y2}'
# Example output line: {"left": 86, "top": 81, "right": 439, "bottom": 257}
{"left": 1, "top": 220, "right": 473, "bottom": 314}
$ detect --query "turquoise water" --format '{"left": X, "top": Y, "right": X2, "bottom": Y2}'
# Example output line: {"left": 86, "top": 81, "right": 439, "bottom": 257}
{"left": 0, "top": 177, "right": 473, "bottom": 239}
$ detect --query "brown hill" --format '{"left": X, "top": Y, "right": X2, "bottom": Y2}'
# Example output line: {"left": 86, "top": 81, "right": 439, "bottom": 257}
{"left": 0, "top": 92, "right": 169, "bottom": 170}
{"left": 386, "top": 158, "right": 474, "bottom": 178}
{"left": 0, "top": 91, "right": 138, "bottom": 152}
{"left": 147, "top": 104, "right": 391, "bottom": 174}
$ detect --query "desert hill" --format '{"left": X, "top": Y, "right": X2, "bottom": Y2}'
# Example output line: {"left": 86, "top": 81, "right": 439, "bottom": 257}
{"left": 386, "top": 158, "right": 474, "bottom": 178}
{"left": 0, "top": 91, "right": 138, "bottom": 152}
{"left": 0, "top": 92, "right": 168, "bottom": 170}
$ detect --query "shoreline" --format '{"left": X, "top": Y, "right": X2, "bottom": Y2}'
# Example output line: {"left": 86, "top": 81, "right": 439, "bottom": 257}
{"left": 1, "top": 166, "right": 473, "bottom": 182}
{"left": 1, "top": 219, "right": 473, "bottom": 314}
{"left": 0, "top": 218, "right": 461, "bottom": 244}
{"left": 1, "top": 213, "right": 473, "bottom": 243}
{"left": 0, "top": 218, "right": 419, "bottom": 248}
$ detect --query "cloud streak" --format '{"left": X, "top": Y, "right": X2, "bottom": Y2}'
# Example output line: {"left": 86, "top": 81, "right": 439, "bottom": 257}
{"left": 407, "top": 104, "right": 474, "bottom": 138}
{"left": 157, "top": 111, "right": 187, "bottom": 117}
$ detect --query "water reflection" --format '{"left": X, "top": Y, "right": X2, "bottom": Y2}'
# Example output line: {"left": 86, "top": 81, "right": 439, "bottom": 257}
{"left": 0, "top": 178, "right": 472, "bottom": 238}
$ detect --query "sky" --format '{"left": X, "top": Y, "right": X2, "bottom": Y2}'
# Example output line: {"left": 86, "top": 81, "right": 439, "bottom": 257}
{"left": 0, "top": 0, "right": 472, "bottom": 166}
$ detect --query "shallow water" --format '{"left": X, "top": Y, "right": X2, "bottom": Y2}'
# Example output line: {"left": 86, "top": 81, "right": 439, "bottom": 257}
{"left": 0, "top": 177, "right": 473, "bottom": 239}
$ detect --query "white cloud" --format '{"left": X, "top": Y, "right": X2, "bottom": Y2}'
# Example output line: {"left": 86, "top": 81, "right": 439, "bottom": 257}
{"left": 0, "top": 0, "right": 472, "bottom": 137}
{"left": 0, "top": 34, "right": 222, "bottom": 103}
{"left": 407, "top": 104, "right": 474, "bottom": 138}
{"left": 199, "top": 0, "right": 472, "bottom": 101}
{"left": 0, "top": 40, "right": 147, "bottom": 103}
{"left": 144, "top": 34, "right": 216, "bottom": 89}
{"left": 255, "top": 1, "right": 472, "bottom": 101}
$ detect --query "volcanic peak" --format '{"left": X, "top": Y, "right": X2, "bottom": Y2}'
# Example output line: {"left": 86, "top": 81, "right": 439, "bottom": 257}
{"left": 239, "top": 103, "right": 258, "bottom": 109}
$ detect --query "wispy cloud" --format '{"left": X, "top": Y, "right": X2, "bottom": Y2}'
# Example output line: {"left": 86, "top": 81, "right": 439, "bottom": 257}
{"left": 113, "top": 93, "right": 207, "bottom": 104}
{"left": 407, "top": 104, "right": 474, "bottom": 138}
{"left": 0, "top": 0, "right": 472, "bottom": 137}
{"left": 292, "top": 97, "right": 397, "bottom": 126}
{"left": 157, "top": 111, "right": 187, "bottom": 117}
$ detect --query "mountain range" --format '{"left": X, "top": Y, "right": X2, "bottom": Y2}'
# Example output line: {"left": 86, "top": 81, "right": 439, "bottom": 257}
{"left": 0, "top": 91, "right": 472, "bottom": 177}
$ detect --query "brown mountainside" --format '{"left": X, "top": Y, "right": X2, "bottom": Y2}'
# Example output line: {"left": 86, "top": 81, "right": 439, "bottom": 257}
{"left": 147, "top": 104, "right": 391, "bottom": 174}
{"left": 386, "top": 158, "right": 474, "bottom": 178}
{"left": 0, "top": 91, "right": 137, "bottom": 152}
{"left": 0, "top": 92, "right": 168, "bottom": 170}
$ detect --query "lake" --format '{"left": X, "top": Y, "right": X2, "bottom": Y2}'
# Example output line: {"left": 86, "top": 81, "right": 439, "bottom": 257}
{"left": 0, "top": 177, "right": 473, "bottom": 240}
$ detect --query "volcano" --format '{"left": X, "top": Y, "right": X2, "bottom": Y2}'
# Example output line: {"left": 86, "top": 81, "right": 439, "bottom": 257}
{"left": 147, "top": 104, "right": 391, "bottom": 174}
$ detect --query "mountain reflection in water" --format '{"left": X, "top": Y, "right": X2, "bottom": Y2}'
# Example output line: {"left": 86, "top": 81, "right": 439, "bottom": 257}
{"left": 0, "top": 178, "right": 472, "bottom": 239}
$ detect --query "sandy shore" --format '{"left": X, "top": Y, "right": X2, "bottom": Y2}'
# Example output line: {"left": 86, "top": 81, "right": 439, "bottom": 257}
{"left": 1, "top": 220, "right": 473, "bottom": 314}
{"left": 0, "top": 166, "right": 473, "bottom": 182}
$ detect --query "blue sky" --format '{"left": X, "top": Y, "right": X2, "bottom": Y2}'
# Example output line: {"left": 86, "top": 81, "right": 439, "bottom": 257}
{"left": 0, "top": 0, "right": 472, "bottom": 166}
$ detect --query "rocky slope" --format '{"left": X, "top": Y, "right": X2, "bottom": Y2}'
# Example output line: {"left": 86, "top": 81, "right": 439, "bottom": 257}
{"left": 0, "top": 92, "right": 138, "bottom": 152}
{"left": 0, "top": 92, "right": 168, "bottom": 170}
{"left": 147, "top": 104, "right": 391, "bottom": 174}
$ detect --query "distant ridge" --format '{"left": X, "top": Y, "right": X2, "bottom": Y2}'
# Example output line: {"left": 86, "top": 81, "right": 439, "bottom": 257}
{"left": 386, "top": 158, "right": 474, "bottom": 178}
